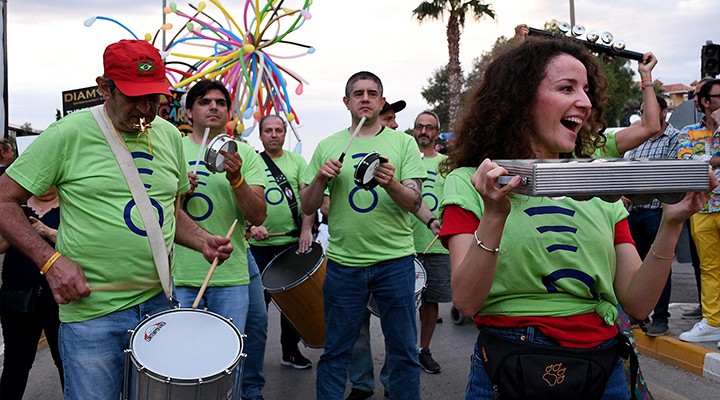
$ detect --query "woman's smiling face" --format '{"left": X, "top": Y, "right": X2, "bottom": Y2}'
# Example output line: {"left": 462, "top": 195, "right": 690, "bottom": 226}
{"left": 529, "top": 53, "right": 592, "bottom": 159}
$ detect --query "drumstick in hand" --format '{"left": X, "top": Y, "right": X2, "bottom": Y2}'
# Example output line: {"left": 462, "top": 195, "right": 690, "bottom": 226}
{"left": 192, "top": 219, "right": 238, "bottom": 309}
{"left": 192, "top": 127, "right": 211, "bottom": 175}
{"left": 338, "top": 116, "right": 366, "bottom": 163}
{"left": 422, "top": 234, "right": 440, "bottom": 255}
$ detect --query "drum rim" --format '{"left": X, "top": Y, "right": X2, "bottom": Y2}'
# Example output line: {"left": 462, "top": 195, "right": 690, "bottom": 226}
{"left": 367, "top": 258, "right": 426, "bottom": 317}
{"left": 204, "top": 134, "right": 238, "bottom": 173}
{"left": 127, "top": 308, "right": 244, "bottom": 381}
{"left": 262, "top": 242, "right": 326, "bottom": 293}
{"left": 353, "top": 151, "right": 381, "bottom": 190}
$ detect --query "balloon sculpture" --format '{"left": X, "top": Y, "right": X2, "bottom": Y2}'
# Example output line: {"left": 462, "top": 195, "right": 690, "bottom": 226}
{"left": 86, "top": 0, "right": 313, "bottom": 153}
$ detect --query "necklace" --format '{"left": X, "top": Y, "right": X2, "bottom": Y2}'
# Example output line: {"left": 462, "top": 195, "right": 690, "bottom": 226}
{"left": 102, "top": 106, "right": 154, "bottom": 155}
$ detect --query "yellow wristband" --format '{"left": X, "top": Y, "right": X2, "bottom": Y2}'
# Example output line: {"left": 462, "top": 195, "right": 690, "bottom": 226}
{"left": 230, "top": 175, "right": 245, "bottom": 190}
{"left": 40, "top": 251, "right": 62, "bottom": 275}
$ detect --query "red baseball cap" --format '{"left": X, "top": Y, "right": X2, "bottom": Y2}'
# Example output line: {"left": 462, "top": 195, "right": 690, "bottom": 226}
{"left": 103, "top": 40, "right": 171, "bottom": 97}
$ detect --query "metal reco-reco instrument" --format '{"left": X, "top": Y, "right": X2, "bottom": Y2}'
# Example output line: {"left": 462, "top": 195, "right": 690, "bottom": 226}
{"left": 495, "top": 158, "right": 709, "bottom": 204}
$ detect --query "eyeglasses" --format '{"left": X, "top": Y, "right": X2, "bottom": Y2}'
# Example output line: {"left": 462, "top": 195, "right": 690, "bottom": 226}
{"left": 707, "top": 94, "right": 720, "bottom": 98}
{"left": 414, "top": 124, "right": 437, "bottom": 132}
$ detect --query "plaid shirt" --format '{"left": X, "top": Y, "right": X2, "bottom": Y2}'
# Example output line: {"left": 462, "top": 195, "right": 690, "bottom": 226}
{"left": 624, "top": 123, "right": 681, "bottom": 210}
{"left": 677, "top": 119, "right": 720, "bottom": 213}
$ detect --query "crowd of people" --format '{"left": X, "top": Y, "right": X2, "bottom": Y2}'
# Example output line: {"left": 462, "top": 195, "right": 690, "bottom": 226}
{"left": 0, "top": 27, "right": 718, "bottom": 400}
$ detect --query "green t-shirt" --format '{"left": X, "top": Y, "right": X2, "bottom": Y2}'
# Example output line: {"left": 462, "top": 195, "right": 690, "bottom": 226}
{"left": 590, "top": 130, "right": 620, "bottom": 158}
{"left": 173, "top": 138, "right": 265, "bottom": 286}
{"left": 7, "top": 108, "right": 189, "bottom": 322}
{"left": 249, "top": 150, "right": 308, "bottom": 247}
{"left": 303, "top": 127, "right": 427, "bottom": 266}
{"left": 411, "top": 154, "right": 448, "bottom": 255}
{"left": 441, "top": 167, "right": 627, "bottom": 324}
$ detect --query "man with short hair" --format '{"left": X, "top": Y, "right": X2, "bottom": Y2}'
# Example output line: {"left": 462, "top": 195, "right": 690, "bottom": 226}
{"left": 678, "top": 79, "right": 720, "bottom": 345}
{"left": 302, "top": 71, "right": 425, "bottom": 400}
{"left": 623, "top": 95, "right": 680, "bottom": 337}
{"left": 174, "top": 79, "right": 267, "bottom": 336}
{"left": 411, "top": 110, "right": 451, "bottom": 374}
{"left": 0, "top": 40, "right": 232, "bottom": 399}
{"left": 249, "top": 114, "right": 314, "bottom": 370}
{"left": 346, "top": 99, "right": 406, "bottom": 400}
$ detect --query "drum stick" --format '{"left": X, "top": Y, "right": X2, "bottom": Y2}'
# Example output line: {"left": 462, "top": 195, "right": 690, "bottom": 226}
{"left": 192, "top": 219, "right": 238, "bottom": 309}
{"left": 422, "top": 234, "right": 440, "bottom": 255}
{"left": 338, "top": 116, "right": 366, "bottom": 163}
{"left": 192, "top": 127, "right": 211, "bottom": 175}
{"left": 90, "top": 279, "right": 158, "bottom": 292}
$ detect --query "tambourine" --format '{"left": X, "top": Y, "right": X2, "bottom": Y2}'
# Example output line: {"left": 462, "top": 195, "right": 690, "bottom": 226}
{"left": 204, "top": 134, "right": 238, "bottom": 173}
{"left": 353, "top": 151, "right": 387, "bottom": 190}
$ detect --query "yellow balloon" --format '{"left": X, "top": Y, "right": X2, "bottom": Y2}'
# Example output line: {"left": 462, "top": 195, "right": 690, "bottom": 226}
{"left": 144, "top": 33, "right": 152, "bottom": 42}
{"left": 243, "top": 44, "right": 256, "bottom": 54}
{"left": 197, "top": 1, "right": 206, "bottom": 12}
{"left": 287, "top": 113, "right": 295, "bottom": 122}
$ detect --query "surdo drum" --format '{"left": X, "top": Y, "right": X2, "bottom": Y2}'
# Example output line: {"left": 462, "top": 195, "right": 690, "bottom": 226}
{"left": 204, "top": 134, "right": 238, "bottom": 173}
{"left": 262, "top": 242, "right": 327, "bottom": 348}
{"left": 354, "top": 151, "right": 387, "bottom": 190}
{"left": 367, "top": 258, "right": 427, "bottom": 317}
{"left": 123, "top": 308, "right": 244, "bottom": 400}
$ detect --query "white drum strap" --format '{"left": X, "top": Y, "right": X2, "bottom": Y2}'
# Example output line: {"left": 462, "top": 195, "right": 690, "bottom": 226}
{"left": 90, "top": 105, "right": 173, "bottom": 301}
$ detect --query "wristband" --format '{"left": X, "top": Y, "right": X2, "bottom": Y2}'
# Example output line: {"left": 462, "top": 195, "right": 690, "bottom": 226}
{"left": 426, "top": 217, "right": 437, "bottom": 229}
{"left": 641, "top": 77, "right": 652, "bottom": 83}
{"left": 473, "top": 230, "right": 500, "bottom": 255}
{"left": 650, "top": 244, "right": 673, "bottom": 260}
{"left": 40, "top": 251, "right": 62, "bottom": 275}
{"left": 230, "top": 175, "right": 245, "bottom": 190}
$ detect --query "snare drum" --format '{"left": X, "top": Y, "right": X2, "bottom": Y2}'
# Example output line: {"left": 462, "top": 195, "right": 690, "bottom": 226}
{"left": 123, "top": 308, "right": 244, "bottom": 400}
{"left": 204, "top": 134, "right": 238, "bottom": 173}
{"left": 262, "top": 242, "right": 327, "bottom": 348}
{"left": 354, "top": 152, "right": 386, "bottom": 190}
{"left": 367, "top": 258, "right": 427, "bottom": 317}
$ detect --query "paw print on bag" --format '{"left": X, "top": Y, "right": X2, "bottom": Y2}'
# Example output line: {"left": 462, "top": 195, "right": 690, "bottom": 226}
{"left": 542, "top": 362, "right": 566, "bottom": 387}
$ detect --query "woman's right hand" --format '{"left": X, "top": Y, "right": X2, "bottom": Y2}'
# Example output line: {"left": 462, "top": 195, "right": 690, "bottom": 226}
{"left": 470, "top": 159, "right": 522, "bottom": 216}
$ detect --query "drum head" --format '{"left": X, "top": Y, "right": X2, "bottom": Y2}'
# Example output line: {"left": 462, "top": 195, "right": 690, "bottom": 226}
{"left": 354, "top": 152, "right": 382, "bottom": 190}
{"left": 262, "top": 242, "right": 325, "bottom": 292}
{"left": 129, "top": 309, "right": 242, "bottom": 380}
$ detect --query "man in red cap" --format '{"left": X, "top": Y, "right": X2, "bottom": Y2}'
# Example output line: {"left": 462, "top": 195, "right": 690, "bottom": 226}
{"left": 0, "top": 39, "right": 233, "bottom": 399}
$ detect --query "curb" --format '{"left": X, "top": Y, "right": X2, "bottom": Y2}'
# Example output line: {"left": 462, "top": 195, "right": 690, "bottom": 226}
{"left": 633, "top": 327, "right": 720, "bottom": 382}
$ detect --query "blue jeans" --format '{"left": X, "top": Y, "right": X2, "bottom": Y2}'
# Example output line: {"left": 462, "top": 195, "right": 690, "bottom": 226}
{"left": 465, "top": 327, "right": 629, "bottom": 400}
{"left": 59, "top": 292, "right": 172, "bottom": 400}
{"left": 241, "top": 249, "right": 268, "bottom": 400}
{"left": 316, "top": 256, "right": 420, "bottom": 400}
{"left": 175, "top": 285, "right": 249, "bottom": 334}
{"left": 348, "top": 310, "right": 390, "bottom": 392}
{"left": 628, "top": 208, "right": 671, "bottom": 323}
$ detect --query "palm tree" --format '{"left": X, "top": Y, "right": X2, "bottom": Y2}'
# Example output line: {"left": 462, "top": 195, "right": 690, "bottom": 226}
{"left": 412, "top": 0, "right": 495, "bottom": 131}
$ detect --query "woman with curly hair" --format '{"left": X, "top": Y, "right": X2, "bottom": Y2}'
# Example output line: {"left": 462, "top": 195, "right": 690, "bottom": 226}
{"left": 439, "top": 36, "right": 714, "bottom": 399}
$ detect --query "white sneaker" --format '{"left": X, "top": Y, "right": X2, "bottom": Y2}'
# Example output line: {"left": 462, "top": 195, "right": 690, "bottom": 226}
{"left": 679, "top": 318, "right": 720, "bottom": 342}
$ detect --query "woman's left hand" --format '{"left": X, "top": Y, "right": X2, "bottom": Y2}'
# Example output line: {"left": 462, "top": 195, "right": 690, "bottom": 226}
{"left": 662, "top": 167, "right": 719, "bottom": 222}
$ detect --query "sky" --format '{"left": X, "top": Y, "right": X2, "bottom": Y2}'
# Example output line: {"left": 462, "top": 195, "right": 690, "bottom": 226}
{"left": 6, "top": 0, "right": 720, "bottom": 159}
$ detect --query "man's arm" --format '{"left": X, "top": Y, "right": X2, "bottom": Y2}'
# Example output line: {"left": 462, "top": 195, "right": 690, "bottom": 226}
{"left": 230, "top": 180, "right": 266, "bottom": 227}
{"left": 0, "top": 174, "right": 89, "bottom": 303}
{"left": 301, "top": 159, "right": 341, "bottom": 215}
{"left": 415, "top": 203, "right": 441, "bottom": 235}
{"left": 175, "top": 210, "right": 233, "bottom": 264}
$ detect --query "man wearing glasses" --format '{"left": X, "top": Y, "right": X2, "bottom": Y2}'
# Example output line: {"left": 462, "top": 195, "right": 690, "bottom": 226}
{"left": 410, "top": 111, "right": 451, "bottom": 374}
{"left": 677, "top": 79, "right": 720, "bottom": 345}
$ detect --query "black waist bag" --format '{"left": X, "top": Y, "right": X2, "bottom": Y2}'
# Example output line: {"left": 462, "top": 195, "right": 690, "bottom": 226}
{"left": 477, "top": 330, "right": 635, "bottom": 400}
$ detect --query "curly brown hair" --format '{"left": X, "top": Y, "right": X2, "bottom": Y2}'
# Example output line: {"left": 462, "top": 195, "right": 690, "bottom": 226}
{"left": 441, "top": 36, "right": 609, "bottom": 175}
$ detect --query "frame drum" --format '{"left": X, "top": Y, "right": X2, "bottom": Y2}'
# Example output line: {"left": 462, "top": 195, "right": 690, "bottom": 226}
{"left": 353, "top": 152, "right": 387, "bottom": 190}
{"left": 204, "top": 134, "right": 238, "bottom": 173}
{"left": 123, "top": 308, "right": 244, "bottom": 400}
{"left": 262, "top": 242, "right": 327, "bottom": 348}
{"left": 367, "top": 258, "right": 427, "bottom": 317}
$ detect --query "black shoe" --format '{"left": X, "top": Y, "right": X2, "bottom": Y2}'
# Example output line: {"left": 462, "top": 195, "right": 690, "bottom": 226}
{"left": 419, "top": 348, "right": 441, "bottom": 374}
{"left": 281, "top": 350, "right": 312, "bottom": 369}
{"left": 629, "top": 317, "right": 650, "bottom": 332}
{"left": 645, "top": 320, "right": 669, "bottom": 337}
{"left": 384, "top": 389, "right": 389, "bottom": 398}
{"left": 682, "top": 305, "right": 702, "bottom": 319}
{"left": 346, "top": 388, "right": 373, "bottom": 400}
